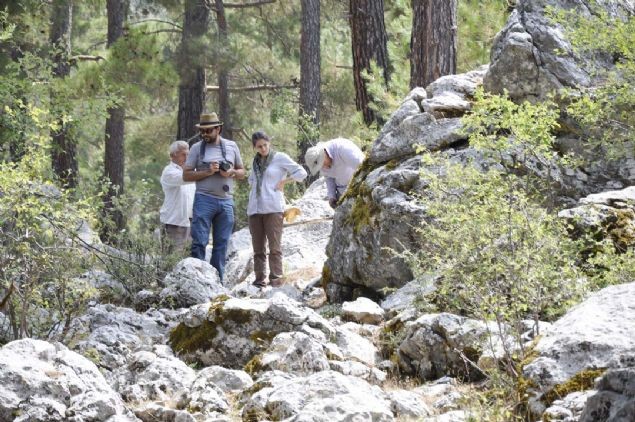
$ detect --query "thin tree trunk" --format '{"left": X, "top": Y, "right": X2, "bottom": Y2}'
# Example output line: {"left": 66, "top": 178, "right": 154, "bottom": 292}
{"left": 103, "top": 0, "right": 128, "bottom": 237}
{"left": 177, "top": 0, "right": 210, "bottom": 141}
{"left": 298, "top": 0, "right": 321, "bottom": 175}
{"left": 50, "top": 0, "right": 77, "bottom": 188}
{"left": 215, "top": 0, "right": 232, "bottom": 140}
{"left": 410, "top": 0, "right": 457, "bottom": 89}
{"left": 349, "top": 0, "right": 390, "bottom": 127}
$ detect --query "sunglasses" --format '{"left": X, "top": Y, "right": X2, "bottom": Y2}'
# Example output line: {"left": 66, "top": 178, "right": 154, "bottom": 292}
{"left": 200, "top": 127, "right": 217, "bottom": 134}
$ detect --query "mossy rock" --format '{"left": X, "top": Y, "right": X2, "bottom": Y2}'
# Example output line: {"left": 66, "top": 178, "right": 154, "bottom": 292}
{"left": 169, "top": 319, "right": 219, "bottom": 355}
{"left": 321, "top": 263, "right": 332, "bottom": 291}
{"left": 541, "top": 368, "right": 606, "bottom": 408}
{"left": 607, "top": 208, "right": 635, "bottom": 252}
{"left": 244, "top": 355, "right": 263, "bottom": 376}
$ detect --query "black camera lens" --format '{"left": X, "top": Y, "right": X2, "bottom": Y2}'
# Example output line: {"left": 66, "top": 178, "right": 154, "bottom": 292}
{"left": 222, "top": 184, "right": 230, "bottom": 192}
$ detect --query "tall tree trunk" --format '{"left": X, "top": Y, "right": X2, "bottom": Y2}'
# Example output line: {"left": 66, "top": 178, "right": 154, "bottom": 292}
{"left": 49, "top": 0, "right": 77, "bottom": 188}
{"left": 177, "top": 0, "right": 210, "bottom": 141}
{"left": 215, "top": 0, "right": 232, "bottom": 140}
{"left": 410, "top": 0, "right": 457, "bottom": 89}
{"left": 349, "top": 0, "right": 390, "bottom": 127}
{"left": 298, "top": 0, "right": 321, "bottom": 174}
{"left": 102, "top": 0, "right": 128, "bottom": 238}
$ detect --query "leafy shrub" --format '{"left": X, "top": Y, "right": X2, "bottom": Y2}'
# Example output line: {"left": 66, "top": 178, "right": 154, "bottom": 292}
{"left": 0, "top": 146, "right": 97, "bottom": 342}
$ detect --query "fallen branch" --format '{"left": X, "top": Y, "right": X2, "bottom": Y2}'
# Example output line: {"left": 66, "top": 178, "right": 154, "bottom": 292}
{"left": 206, "top": 83, "right": 296, "bottom": 92}
{"left": 217, "top": 0, "right": 276, "bottom": 9}
{"left": 70, "top": 55, "right": 105, "bottom": 63}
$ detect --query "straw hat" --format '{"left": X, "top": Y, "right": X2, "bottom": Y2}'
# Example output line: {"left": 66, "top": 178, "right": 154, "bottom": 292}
{"left": 195, "top": 112, "right": 223, "bottom": 128}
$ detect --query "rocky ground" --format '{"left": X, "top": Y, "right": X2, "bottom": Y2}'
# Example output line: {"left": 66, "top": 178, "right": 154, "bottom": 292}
{"left": 2, "top": 0, "right": 635, "bottom": 420}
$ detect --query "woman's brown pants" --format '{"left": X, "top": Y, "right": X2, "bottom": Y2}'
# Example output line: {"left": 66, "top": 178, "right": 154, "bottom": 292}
{"left": 248, "top": 212, "right": 284, "bottom": 283}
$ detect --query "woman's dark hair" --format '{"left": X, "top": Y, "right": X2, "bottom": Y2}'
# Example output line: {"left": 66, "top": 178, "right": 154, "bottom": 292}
{"left": 251, "top": 131, "right": 270, "bottom": 146}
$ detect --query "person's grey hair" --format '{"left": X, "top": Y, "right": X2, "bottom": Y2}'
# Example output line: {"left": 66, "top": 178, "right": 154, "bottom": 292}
{"left": 169, "top": 140, "right": 189, "bottom": 156}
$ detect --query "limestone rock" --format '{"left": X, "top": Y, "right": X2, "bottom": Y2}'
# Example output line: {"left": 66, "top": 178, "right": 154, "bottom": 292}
{"left": 387, "top": 389, "right": 432, "bottom": 419}
{"left": 544, "top": 390, "right": 596, "bottom": 422}
{"left": 67, "top": 304, "right": 181, "bottom": 379}
{"left": 259, "top": 331, "right": 330, "bottom": 375}
{"left": 0, "top": 339, "right": 137, "bottom": 421}
{"left": 341, "top": 297, "right": 385, "bottom": 325}
{"left": 580, "top": 367, "right": 635, "bottom": 422}
{"left": 159, "top": 257, "right": 228, "bottom": 308}
{"left": 335, "top": 326, "right": 380, "bottom": 367}
{"left": 397, "top": 313, "right": 513, "bottom": 382}
{"left": 328, "top": 360, "right": 387, "bottom": 385}
{"left": 112, "top": 345, "right": 196, "bottom": 404}
{"left": 523, "top": 282, "right": 635, "bottom": 416}
{"left": 169, "top": 293, "right": 334, "bottom": 368}
{"left": 241, "top": 370, "right": 394, "bottom": 421}
{"left": 193, "top": 366, "right": 253, "bottom": 393}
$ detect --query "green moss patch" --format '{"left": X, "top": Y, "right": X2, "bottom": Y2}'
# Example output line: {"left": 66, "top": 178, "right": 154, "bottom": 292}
{"left": 169, "top": 320, "right": 219, "bottom": 355}
{"left": 541, "top": 368, "right": 606, "bottom": 408}
{"left": 344, "top": 182, "right": 380, "bottom": 234}
{"left": 321, "top": 263, "right": 332, "bottom": 291}
{"left": 244, "top": 355, "right": 263, "bottom": 375}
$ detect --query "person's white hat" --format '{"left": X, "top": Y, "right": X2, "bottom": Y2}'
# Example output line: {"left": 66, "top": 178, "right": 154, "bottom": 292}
{"left": 305, "top": 142, "right": 326, "bottom": 176}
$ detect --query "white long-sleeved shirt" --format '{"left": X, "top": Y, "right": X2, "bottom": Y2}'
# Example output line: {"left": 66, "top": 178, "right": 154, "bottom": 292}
{"left": 159, "top": 162, "right": 195, "bottom": 227}
{"left": 247, "top": 152, "right": 307, "bottom": 216}
{"left": 320, "top": 138, "right": 365, "bottom": 200}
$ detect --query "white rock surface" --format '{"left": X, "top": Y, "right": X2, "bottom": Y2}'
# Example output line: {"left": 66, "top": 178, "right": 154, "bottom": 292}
{"left": 241, "top": 370, "right": 394, "bottom": 421}
{"left": 342, "top": 297, "right": 385, "bottom": 325}
{"left": 0, "top": 339, "right": 137, "bottom": 421}
{"left": 523, "top": 282, "right": 635, "bottom": 415}
{"left": 160, "top": 257, "right": 228, "bottom": 308}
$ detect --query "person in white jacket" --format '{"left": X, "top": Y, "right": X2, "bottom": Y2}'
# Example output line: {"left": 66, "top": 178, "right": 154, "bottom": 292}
{"left": 160, "top": 140, "right": 195, "bottom": 253}
{"left": 304, "top": 138, "right": 364, "bottom": 208}
{"left": 248, "top": 131, "right": 307, "bottom": 288}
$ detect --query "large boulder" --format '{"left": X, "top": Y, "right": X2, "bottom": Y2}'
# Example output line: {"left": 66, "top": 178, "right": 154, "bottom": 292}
{"left": 159, "top": 257, "right": 229, "bottom": 308}
{"left": 241, "top": 370, "right": 394, "bottom": 421}
{"left": 523, "top": 282, "right": 635, "bottom": 416}
{"left": 0, "top": 339, "right": 137, "bottom": 421}
{"left": 396, "top": 313, "right": 513, "bottom": 382}
{"left": 169, "top": 293, "right": 334, "bottom": 368}
{"left": 66, "top": 304, "right": 181, "bottom": 382}
{"left": 484, "top": 0, "right": 634, "bottom": 101}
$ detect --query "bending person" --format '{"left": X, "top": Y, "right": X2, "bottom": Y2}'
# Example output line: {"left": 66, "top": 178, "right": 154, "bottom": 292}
{"left": 248, "top": 131, "right": 307, "bottom": 288}
{"left": 305, "top": 138, "right": 364, "bottom": 208}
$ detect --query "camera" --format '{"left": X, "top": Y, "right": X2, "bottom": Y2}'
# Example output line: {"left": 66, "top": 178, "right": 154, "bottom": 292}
{"left": 219, "top": 160, "right": 232, "bottom": 172}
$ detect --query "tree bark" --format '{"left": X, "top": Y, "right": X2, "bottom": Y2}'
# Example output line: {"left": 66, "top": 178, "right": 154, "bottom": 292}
{"left": 214, "top": 0, "right": 232, "bottom": 140}
{"left": 49, "top": 0, "right": 77, "bottom": 188}
{"left": 410, "top": 0, "right": 457, "bottom": 89}
{"left": 298, "top": 0, "right": 321, "bottom": 171}
{"left": 103, "top": 0, "right": 128, "bottom": 237}
{"left": 349, "top": 0, "right": 390, "bottom": 127}
{"left": 177, "top": 0, "right": 210, "bottom": 141}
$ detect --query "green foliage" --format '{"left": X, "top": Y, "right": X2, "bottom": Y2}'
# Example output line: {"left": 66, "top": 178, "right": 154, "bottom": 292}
{"left": 457, "top": 0, "right": 510, "bottom": 72}
{"left": 549, "top": 5, "right": 635, "bottom": 159}
{"left": 412, "top": 157, "right": 586, "bottom": 322}
{"left": 462, "top": 88, "right": 562, "bottom": 164}
{"left": 0, "top": 142, "right": 98, "bottom": 342}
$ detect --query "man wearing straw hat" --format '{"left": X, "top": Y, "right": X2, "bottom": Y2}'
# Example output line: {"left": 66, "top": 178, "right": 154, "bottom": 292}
{"left": 183, "top": 112, "right": 245, "bottom": 282}
{"left": 304, "top": 138, "right": 364, "bottom": 209}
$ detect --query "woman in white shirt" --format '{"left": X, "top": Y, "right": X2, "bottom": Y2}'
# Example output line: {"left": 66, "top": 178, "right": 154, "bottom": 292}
{"left": 247, "top": 131, "right": 307, "bottom": 287}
